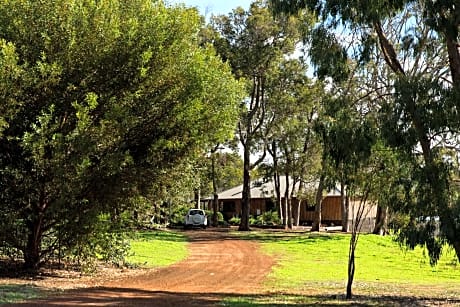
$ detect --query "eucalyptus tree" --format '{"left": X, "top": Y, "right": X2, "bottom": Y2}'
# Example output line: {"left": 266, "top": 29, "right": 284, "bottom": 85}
{"left": 270, "top": 0, "right": 460, "bottom": 263}
{"left": 0, "top": 0, "right": 243, "bottom": 269}
{"left": 209, "top": 1, "right": 305, "bottom": 230}
{"left": 265, "top": 59, "right": 323, "bottom": 228}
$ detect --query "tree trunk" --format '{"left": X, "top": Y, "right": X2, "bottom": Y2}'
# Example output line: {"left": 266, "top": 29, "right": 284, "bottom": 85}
{"left": 212, "top": 193, "right": 219, "bottom": 227}
{"left": 286, "top": 175, "right": 292, "bottom": 229}
{"left": 194, "top": 190, "right": 200, "bottom": 209}
{"left": 453, "top": 241, "right": 460, "bottom": 263}
{"left": 239, "top": 146, "right": 251, "bottom": 231}
{"left": 273, "top": 171, "right": 283, "bottom": 225}
{"left": 290, "top": 178, "right": 298, "bottom": 227}
{"left": 372, "top": 205, "right": 387, "bottom": 235}
{"left": 211, "top": 150, "right": 219, "bottom": 227}
{"left": 24, "top": 215, "right": 44, "bottom": 270}
{"left": 346, "top": 240, "right": 356, "bottom": 299}
{"left": 296, "top": 200, "right": 301, "bottom": 226}
{"left": 287, "top": 198, "right": 293, "bottom": 229}
{"left": 341, "top": 181, "right": 349, "bottom": 232}
{"left": 312, "top": 172, "right": 324, "bottom": 232}
{"left": 445, "top": 34, "right": 460, "bottom": 85}
{"left": 279, "top": 198, "right": 284, "bottom": 225}
{"left": 312, "top": 156, "right": 327, "bottom": 231}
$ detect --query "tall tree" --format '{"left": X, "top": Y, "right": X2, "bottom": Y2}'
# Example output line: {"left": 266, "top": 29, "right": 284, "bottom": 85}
{"left": 270, "top": 0, "right": 460, "bottom": 263}
{"left": 265, "top": 59, "right": 323, "bottom": 228}
{"left": 209, "top": 1, "right": 303, "bottom": 230}
{"left": 0, "top": 0, "right": 243, "bottom": 269}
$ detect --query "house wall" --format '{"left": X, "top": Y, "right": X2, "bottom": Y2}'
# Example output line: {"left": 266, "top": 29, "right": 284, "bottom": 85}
{"left": 220, "top": 199, "right": 264, "bottom": 220}
{"left": 219, "top": 196, "right": 343, "bottom": 225}
{"left": 215, "top": 195, "right": 376, "bottom": 231}
{"left": 345, "top": 198, "right": 378, "bottom": 232}
{"left": 294, "top": 196, "right": 342, "bottom": 225}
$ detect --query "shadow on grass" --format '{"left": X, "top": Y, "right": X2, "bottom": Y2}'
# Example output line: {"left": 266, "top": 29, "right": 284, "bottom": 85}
{"left": 171, "top": 228, "right": 347, "bottom": 244}
{"left": 222, "top": 292, "right": 460, "bottom": 306}
{"left": 232, "top": 230, "right": 345, "bottom": 244}
{"left": 5, "top": 287, "right": 459, "bottom": 307}
{"left": 0, "top": 284, "right": 46, "bottom": 304}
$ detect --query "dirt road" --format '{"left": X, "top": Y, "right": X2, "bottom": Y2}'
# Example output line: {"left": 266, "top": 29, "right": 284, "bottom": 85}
{"left": 11, "top": 229, "right": 275, "bottom": 306}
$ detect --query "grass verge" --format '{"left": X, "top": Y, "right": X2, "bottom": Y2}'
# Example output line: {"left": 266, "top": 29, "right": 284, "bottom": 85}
{"left": 223, "top": 230, "right": 460, "bottom": 306}
{"left": 126, "top": 229, "right": 188, "bottom": 267}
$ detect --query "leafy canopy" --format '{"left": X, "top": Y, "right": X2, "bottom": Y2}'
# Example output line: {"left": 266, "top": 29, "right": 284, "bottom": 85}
{"left": 0, "top": 0, "right": 244, "bottom": 269}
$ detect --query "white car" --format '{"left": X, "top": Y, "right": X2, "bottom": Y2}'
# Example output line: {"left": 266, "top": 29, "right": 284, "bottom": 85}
{"left": 184, "top": 209, "right": 207, "bottom": 229}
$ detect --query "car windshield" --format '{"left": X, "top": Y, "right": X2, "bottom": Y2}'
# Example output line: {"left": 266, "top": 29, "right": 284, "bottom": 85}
{"left": 189, "top": 210, "right": 204, "bottom": 215}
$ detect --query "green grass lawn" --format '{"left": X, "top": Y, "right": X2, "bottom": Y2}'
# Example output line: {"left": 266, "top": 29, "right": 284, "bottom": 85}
{"left": 125, "top": 230, "right": 188, "bottom": 267}
{"left": 225, "top": 230, "right": 460, "bottom": 306}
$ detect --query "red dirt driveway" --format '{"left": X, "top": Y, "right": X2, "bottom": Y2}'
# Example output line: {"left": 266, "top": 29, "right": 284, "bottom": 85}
{"left": 10, "top": 229, "right": 275, "bottom": 306}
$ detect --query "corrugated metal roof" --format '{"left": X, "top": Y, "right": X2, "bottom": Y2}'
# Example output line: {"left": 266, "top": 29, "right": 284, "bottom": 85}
{"left": 215, "top": 176, "right": 340, "bottom": 200}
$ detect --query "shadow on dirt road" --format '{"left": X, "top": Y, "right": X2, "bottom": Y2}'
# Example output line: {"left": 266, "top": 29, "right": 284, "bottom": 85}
{"left": 7, "top": 229, "right": 275, "bottom": 307}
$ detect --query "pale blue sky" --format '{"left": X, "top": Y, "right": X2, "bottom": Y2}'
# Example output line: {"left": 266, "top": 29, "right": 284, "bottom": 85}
{"left": 171, "top": 0, "right": 252, "bottom": 17}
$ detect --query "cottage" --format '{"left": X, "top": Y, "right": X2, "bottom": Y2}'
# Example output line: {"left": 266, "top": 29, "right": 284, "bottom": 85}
{"left": 205, "top": 176, "right": 377, "bottom": 232}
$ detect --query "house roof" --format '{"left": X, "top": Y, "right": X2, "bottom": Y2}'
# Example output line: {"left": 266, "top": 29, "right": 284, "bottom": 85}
{"left": 215, "top": 176, "right": 340, "bottom": 200}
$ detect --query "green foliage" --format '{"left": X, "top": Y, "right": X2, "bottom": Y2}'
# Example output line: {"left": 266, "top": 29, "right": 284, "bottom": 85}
{"left": 228, "top": 212, "right": 281, "bottom": 226}
{"left": 272, "top": 0, "right": 460, "bottom": 263}
{"left": 198, "top": 151, "right": 244, "bottom": 198}
{"left": 0, "top": 39, "right": 22, "bottom": 137}
{"left": 63, "top": 214, "right": 132, "bottom": 272}
{"left": 256, "top": 211, "right": 281, "bottom": 225}
{"left": 205, "top": 210, "right": 224, "bottom": 222}
{"left": 168, "top": 203, "right": 193, "bottom": 226}
{"left": 309, "top": 26, "right": 349, "bottom": 82}
{"left": 0, "top": 0, "right": 243, "bottom": 270}
{"left": 229, "top": 216, "right": 241, "bottom": 225}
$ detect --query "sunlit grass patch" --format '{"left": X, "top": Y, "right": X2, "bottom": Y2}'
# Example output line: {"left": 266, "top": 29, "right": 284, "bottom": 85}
{"left": 126, "top": 230, "right": 188, "bottom": 267}
{"left": 260, "top": 232, "right": 460, "bottom": 287}
{"left": 225, "top": 229, "right": 460, "bottom": 306}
